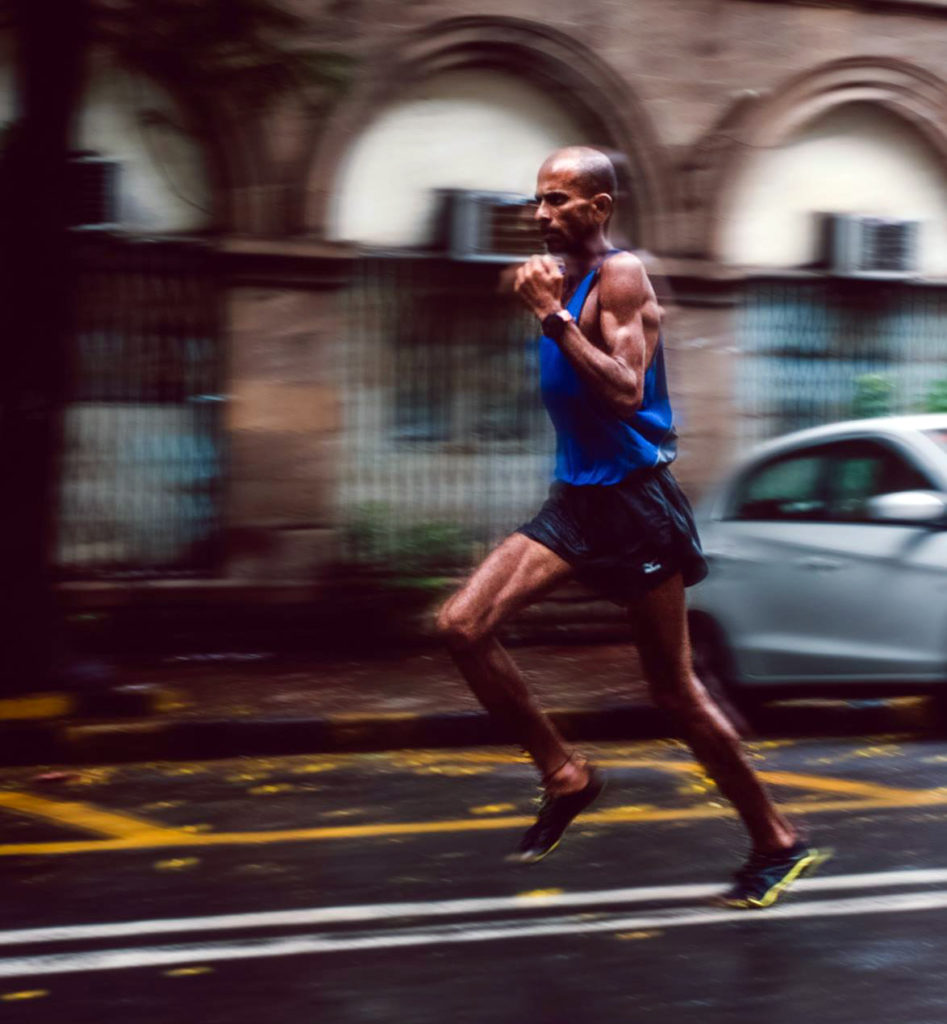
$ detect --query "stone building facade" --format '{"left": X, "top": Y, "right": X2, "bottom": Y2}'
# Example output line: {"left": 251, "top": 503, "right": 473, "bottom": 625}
{"left": 49, "top": 0, "right": 947, "bottom": 596}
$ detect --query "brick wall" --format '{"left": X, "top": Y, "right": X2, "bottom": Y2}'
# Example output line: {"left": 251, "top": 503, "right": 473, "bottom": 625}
{"left": 71, "top": 0, "right": 947, "bottom": 587}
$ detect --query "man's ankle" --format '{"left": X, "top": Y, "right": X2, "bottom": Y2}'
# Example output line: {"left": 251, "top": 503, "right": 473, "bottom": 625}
{"left": 755, "top": 833, "right": 801, "bottom": 857}
{"left": 545, "top": 759, "right": 590, "bottom": 795}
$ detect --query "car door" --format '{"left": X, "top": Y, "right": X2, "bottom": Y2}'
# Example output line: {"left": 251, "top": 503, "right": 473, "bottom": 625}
{"left": 703, "top": 444, "right": 836, "bottom": 680}
{"left": 790, "top": 438, "right": 947, "bottom": 682}
{"left": 705, "top": 438, "right": 947, "bottom": 683}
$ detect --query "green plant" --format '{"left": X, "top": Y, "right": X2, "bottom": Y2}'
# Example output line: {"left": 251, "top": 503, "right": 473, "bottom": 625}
{"left": 343, "top": 504, "right": 474, "bottom": 577}
{"left": 925, "top": 379, "right": 947, "bottom": 413}
{"left": 852, "top": 374, "right": 894, "bottom": 419}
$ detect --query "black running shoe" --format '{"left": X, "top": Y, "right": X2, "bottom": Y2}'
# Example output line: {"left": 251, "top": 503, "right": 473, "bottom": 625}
{"left": 507, "top": 767, "right": 606, "bottom": 865}
{"left": 714, "top": 841, "right": 832, "bottom": 909}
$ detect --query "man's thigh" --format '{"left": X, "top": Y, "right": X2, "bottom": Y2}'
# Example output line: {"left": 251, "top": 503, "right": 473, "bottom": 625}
{"left": 445, "top": 532, "right": 573, "bottom": 631}
{"left": 627, "top": 573, "right": 691, "bottom": 678}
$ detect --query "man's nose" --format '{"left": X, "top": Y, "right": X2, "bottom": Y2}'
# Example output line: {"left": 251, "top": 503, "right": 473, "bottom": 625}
{"left": 534, "top": 202, "right": 549, "bottom": 222}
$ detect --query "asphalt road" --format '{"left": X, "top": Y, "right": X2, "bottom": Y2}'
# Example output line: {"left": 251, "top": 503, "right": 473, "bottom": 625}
{"left": 1, "top": 736, "right": 947, "bottom": 1023}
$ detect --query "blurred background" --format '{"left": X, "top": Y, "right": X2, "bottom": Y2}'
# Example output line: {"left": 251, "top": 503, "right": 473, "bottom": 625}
{"left": 6, "top": 0, "right": 947, "bottom": 688}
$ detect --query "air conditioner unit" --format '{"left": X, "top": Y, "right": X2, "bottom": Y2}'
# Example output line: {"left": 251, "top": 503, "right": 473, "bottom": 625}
{"left": 68, "top": 153, "right": 120, "bottom": 230}
{"left": 818, "top": 213, "right": 918, "bottom": 278}
{"left": 433, "top": 189, "right": 541, "bottom": 262}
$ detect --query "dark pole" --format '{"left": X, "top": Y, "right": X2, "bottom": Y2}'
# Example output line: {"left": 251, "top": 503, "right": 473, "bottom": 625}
{"left": 0, "top": 0, "right": 88, "bottom": 692}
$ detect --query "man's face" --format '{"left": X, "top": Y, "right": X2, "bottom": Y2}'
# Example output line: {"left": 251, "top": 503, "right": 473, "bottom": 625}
{"left": 534, "top": 162, "right": 603, "bottom": 255}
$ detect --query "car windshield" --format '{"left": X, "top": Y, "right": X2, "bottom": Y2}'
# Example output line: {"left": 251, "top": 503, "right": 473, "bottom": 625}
{"left": 923, "top": 429, "right": 947, "bottom": 453}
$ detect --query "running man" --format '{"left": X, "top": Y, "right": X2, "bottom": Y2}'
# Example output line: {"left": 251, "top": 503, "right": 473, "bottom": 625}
{"left": 436, "top": 147, "right": 829, "bottom": 909}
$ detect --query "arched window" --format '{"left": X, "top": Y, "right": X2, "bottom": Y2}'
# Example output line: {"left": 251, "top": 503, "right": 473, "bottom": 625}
{"left": 76, "top": 61, "right": 213, "bottom": 234}
{"left": 721, "top": 101, "right": 947, "bottom": 275}
{"left": 328, "top": 68, "right": 591, "bottom": 247}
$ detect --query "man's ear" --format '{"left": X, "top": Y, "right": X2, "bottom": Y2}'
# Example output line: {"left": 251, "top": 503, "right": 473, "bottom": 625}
{"left": 591, "top": 193, "right": 613, "bottom": 224}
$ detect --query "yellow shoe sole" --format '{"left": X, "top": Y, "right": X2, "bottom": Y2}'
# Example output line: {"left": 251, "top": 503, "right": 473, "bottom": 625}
{"left": 713, "top": 847, "right": 834, "bottom": 910}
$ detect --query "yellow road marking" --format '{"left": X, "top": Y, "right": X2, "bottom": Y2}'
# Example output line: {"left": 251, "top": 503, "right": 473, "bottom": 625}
{"left": 395, "top": 752, "right": 922, "bottom": 803}
{"left": 756, "top": 770, "right": 925, "bottom": 802}
{"left": 560, "top": 758, "right": 924, "bottom": 802}
{"left": 0, "top": 694, "right": 73, "bottom": 721}
{"left": 0, "top": 791, "right": 185, "bottom": 841}
{"left": 592, "top": 760, "right": 914, "bottom": 796}
{"left": 0, "top": 751, "right": 940, "bottom": 858}
{"left": 0, "top": 792, "right": 943, "bottom": 857}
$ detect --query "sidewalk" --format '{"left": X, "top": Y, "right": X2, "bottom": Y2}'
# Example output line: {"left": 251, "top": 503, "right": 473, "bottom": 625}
{"left": 1, "top": 636, "right": 938, "bottom": 767}
{"left": 0, "top": 641, "right": 663, "bottom": 767}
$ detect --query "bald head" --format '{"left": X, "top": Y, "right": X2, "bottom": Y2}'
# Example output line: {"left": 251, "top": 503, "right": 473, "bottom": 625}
{"left": 540, "top": 146, "right": 618, "bottom": 200}
{"left": 534, "top": 146, "right": 619, "bottom": 254}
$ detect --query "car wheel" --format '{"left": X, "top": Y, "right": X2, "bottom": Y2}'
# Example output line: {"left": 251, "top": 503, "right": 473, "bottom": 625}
{"left": 689, "top": 616, "right": 755, "bottom": 737}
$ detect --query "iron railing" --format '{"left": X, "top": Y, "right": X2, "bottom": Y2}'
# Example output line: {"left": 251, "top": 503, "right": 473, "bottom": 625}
{"left": 739, "top": 276, "right": 947, "bottom": 446}
{"left": 336, "top": 255, "right": 554, "bottom": 567}
{"left": 57, "top": 236, "right": 224, "bottom": 577}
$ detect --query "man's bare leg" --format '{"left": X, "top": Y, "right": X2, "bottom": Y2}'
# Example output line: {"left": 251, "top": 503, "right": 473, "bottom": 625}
{"left": 629, "top": 574, "right": 796, "bottom": 853}
{"left": 436, "top": 533, "right": 588, "bottom": 794}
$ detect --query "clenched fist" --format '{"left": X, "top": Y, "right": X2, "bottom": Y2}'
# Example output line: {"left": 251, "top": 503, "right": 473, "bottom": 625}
{"left": 514, "top": 255, "right": 565, "bottom": 321}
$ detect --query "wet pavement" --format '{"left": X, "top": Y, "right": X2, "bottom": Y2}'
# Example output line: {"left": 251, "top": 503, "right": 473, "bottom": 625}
{"left": 1, "top": 736, "right": 947, "bottom": 1022}
{"left": 7, "top": 640, "right": 936, "bottom": 769}
{"left": 129, "top": 642, "right": 649, "bottom": 720}
{"left": 0, "top": 642, "right": 664, "bottom": 765}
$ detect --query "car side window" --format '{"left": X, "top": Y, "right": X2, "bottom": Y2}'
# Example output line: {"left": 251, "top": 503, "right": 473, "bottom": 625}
{"left": 824, "top": 441, "right": 933, "bottom": 521}
{"left": 732, "top": 453, "right": 827, "bottom": 521}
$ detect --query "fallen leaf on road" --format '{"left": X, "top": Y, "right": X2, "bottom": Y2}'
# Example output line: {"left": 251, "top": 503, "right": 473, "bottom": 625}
{"left": 155, "top": 858, "right": 200, "bottom": 872}
{"left": 291, "top": 762, "right": 340, "bottom": 775}
{"left": 32, "top": 772, "right": 79, "bottom": 784}
{"left": 469, "top": 804, "right": 516, "bottom": 815}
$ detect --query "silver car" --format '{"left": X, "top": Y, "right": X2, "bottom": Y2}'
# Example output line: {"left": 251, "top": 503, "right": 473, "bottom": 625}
{"left": 687, "top": 414, "right": 947, "bottom": 706}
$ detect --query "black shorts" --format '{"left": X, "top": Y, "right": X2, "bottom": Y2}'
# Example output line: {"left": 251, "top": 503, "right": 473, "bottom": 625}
{"left": 516, "top": 465, "right": 709, "bottom": 605}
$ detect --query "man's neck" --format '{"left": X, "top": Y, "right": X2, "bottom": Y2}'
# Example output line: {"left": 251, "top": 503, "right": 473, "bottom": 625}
{"left": 560, "top": 236, "right": 612, "bottom": 279}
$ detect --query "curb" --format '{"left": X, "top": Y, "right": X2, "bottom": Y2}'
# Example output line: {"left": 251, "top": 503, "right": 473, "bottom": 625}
{"left": 0, "top": 706, "right": 667, "bottom": 767}
{"left": 0, "top": 685, "right": 168, "bottom": 723}
{"left": 0, "top": 697, "right": 938, "bottom": 767}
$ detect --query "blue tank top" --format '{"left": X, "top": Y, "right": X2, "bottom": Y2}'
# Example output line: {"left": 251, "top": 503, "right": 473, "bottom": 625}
{"left": 539, "top": 253, "right": 677, "bottom": 485}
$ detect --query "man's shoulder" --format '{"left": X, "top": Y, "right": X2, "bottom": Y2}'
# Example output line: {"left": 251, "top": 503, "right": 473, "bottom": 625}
{"left": 598, "top": 250, "right": 649, "bottom": 303}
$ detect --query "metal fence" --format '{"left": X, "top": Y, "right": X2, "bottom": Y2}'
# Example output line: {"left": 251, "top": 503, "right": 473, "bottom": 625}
{"left": 57, "top": 237, "right": 224, "bottom": 578}
{"left": 336, "top": 255, "right": 555, "bottom": 568}
{"left": 63, "top": 251, "right": 947, "bottom": 579}
{"left": 739, "top": 276, "right": 947, "bottom": 446}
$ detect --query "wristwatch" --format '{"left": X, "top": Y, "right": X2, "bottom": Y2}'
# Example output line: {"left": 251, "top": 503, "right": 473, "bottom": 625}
{"left": 541, "top": 309, "right": 574, "bottom": 342}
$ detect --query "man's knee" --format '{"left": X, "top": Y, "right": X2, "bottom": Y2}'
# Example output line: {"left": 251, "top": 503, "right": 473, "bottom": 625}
{"left": 435, "top": 593, "right": 491, "bottom": 650}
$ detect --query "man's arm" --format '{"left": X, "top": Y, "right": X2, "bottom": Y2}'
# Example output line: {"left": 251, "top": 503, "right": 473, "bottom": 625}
{"left": 515, "top": 253, "right": 660, "bottom": 420}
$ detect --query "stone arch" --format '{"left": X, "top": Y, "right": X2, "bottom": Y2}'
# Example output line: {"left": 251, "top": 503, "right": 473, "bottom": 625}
{"left": 681, "top": 57, "right": 947, "bottom": 261}
{"left": 91, "top": 49, "right": 272, "bottom": 236}
{"left": 303, "top": 16, "right": 671, "bottom": 250}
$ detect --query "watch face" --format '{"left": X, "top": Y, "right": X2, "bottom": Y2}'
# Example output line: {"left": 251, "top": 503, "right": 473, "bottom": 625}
{"left": 543, "top": 312, "right": 566, "bottom": 340}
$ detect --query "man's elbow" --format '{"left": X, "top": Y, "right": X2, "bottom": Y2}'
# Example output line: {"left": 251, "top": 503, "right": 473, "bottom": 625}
{"left": 614, "top": 390, "right": 643, "bottom": 421}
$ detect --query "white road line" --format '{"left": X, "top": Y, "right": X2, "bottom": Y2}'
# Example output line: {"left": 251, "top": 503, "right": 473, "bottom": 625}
{"left": 2, "top": 888, "right": 947, "bottom": 978}
{"left": 2, "top": 868, "right": 947, "bottom": 949}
